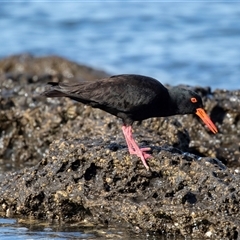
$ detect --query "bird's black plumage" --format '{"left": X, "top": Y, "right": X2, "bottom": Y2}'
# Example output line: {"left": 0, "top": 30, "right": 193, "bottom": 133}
{"left": 43, "top": 74, "right": 203, "bottom": 125}
{"left": 42, "top": 74, "right": 217, "bottom": 170}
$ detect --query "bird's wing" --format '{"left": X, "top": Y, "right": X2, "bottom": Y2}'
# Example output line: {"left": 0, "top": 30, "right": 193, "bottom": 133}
{"left": 46, "top": 75, "right": 164, "bottom": 113}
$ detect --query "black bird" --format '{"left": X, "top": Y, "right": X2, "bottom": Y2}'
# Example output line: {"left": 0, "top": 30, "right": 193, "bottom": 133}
{"left": 42, "top": 74, "right": 217, "bottom": 170}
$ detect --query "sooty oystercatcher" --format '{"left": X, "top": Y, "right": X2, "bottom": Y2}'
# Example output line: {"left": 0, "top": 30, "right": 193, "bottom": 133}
{"left": 42, "top": 74, "right": 217, "bottom": 170}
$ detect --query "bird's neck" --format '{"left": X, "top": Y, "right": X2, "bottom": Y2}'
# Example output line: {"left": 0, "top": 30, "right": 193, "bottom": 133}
{"left": 167, "top": 88, "right": 183, "bottom": 116}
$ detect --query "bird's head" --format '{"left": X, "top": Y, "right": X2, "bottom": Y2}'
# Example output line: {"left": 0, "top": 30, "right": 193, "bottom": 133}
{"left": 170, "top": 88, "right": 218, "bottom": 134}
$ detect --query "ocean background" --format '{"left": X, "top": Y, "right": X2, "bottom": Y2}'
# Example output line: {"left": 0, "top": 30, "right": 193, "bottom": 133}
{"left": 1, "top": 1, "right": 240, "bottom": 90}
{"left": 0, "top": 2, "right": 240, "bottom": 239}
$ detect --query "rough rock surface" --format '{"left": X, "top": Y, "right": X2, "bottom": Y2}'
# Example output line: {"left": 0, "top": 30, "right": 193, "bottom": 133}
{"left": 0, "top": 54, "right": 240, "bottom": 238}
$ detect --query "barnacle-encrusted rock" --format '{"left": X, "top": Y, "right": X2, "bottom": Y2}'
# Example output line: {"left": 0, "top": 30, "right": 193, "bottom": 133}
{"left": 0, "top": 54, "right": 240, "bottom": 239}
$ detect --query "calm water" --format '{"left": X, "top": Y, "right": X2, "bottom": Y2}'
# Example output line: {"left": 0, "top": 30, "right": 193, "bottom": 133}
{"left": 0, "top": 2, "right": 239, "bottom": 239}
{"left": 0, "top": 218, "right": 94, "bottom": 240}
{"left": 0, "top": 217, "right": 172, "bottom": 240}
{"left": 1, "top": 2, "right": 240, "bottom": 90}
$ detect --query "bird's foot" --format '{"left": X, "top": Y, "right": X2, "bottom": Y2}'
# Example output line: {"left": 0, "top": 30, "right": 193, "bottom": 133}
{"left": 139, "top": 147, "right": 152, "bottom": 159}
{"left": 129, "top": 147, "right": 152, "bottom": 170}
{"left": 122, "top": 125, "right": 151, "bottom": 170}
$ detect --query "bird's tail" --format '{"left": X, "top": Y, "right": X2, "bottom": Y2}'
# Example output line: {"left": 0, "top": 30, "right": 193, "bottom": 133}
{"left": 41, "top": 82, "right": 67, "bottom": 97}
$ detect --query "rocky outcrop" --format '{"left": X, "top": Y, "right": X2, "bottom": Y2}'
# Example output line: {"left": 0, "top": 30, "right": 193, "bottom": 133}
{"left": 0, "top": 54, "right": 239, "bottom": 239}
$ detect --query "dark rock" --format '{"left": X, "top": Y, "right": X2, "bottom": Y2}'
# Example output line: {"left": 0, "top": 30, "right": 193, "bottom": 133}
{"left": 0, "top": 138, "right": 239, "bottom": 239}
{"left": 0, "top": 54, "right": 109, "bottom": 169}
{"left": 0, "top": 54, "right": 240, "bottom": 238}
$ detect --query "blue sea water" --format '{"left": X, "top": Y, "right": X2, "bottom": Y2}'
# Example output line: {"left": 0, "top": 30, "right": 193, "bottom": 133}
{"left": 1, "top": 2, "right": 240, "bottom": 90}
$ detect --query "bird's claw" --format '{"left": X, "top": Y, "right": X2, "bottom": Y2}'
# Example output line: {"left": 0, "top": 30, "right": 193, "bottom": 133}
{"left": 128, "top": 147, "right": 151, "bottom": 170}
{"left": 139, "top": 148, "right": 151, "bottom": 159}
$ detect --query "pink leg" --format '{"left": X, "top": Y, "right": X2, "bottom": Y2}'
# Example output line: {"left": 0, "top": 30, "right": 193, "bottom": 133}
{"left": 122, "top": 125, "right": 151, "bottom": 170}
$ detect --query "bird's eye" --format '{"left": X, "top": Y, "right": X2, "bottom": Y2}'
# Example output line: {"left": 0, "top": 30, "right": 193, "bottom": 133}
{"left": 191, "top": 97, "right": 197, "bottom": 103}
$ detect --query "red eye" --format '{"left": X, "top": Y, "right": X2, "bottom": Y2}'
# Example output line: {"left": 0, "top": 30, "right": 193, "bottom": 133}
{"left": 191, "top": 97, "right": 197, "bottom": 103}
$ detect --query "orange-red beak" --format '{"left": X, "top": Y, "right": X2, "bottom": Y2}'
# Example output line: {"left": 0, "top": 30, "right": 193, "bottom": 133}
{"left": 196, "top": 108, "right": 218, "bottom": 134}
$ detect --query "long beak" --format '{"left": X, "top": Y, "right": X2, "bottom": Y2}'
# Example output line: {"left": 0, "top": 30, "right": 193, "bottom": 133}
{"left": 196, "top": 108, "right": 218, "bottom": 134}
